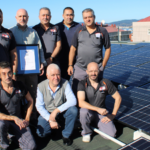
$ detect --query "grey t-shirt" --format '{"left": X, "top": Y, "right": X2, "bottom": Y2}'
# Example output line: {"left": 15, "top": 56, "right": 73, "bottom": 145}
{"left": 71, "top": 25, "right": 111, "bottom": 71}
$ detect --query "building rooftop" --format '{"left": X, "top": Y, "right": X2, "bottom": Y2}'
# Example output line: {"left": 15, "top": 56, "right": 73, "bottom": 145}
{"left": 138, "top": 16, "right": 150, "bottom": 22}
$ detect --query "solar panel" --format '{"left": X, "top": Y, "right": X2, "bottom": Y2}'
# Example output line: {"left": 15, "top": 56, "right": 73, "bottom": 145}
{"left": 118, "top": 137, "right": 150, "bottom": 150}
{"left": 141, "top": 83, "right": 150, "bottom": 90}
{"left": 104, "top": 64, "right": 150, "bottom": 86}
{"left": 105, "top": 87, "right": 150, "bottom": 134}
{"left": 139, "top": 62, "right": 150, "bottom": 69}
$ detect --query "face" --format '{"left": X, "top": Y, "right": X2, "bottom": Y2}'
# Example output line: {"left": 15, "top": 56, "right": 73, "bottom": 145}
{"left": 0, "top": 67, "right": 12, "bottom": 84}
{"left": 82, "top": 11, "right": 95, "bottom": 27}
{"left": 86, "top": 64, "right": 99, "bottom": 81}
{"left": 47, "top": 68, "right": 61, "bottom": 87}
{"left": 0, "top": 12, "right": 3, "bottom": 26}
{"left": 15, "top": 9, "right": 28, "bottom": 26}
{"left": 39, "top": 9, "right": 51, "bottom": 25}
{"left": 63, "top": 9, "right": 74, "bottom": 25}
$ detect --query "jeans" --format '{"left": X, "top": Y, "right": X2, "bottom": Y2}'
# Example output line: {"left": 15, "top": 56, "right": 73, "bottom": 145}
{"left": 36, "top": 106, "right": 78, "bottom": 138}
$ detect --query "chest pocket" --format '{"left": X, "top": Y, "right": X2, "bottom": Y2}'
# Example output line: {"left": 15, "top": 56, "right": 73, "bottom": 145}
{"left": 92, "top": 33, "right": 103, "bottom": 46}
{"left": 1, "top": 35, "right": 10, "bottom": 50}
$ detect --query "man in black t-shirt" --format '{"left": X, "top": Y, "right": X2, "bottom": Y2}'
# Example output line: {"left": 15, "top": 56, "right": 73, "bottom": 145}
{"left": 77, "top": 62, "right": 122, "bottom": 143}
{"left": 0, "top": 62, "right": 36, "bottom": 149}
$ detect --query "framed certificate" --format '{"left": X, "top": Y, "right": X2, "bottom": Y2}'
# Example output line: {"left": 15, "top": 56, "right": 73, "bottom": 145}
{"left": 16, "top": 45, "right": 40, "bottom": 74}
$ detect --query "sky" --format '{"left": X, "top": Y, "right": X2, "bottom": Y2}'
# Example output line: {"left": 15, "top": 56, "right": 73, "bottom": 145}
{"left": 1, "top": 0, "right": 150, "bottom": 28}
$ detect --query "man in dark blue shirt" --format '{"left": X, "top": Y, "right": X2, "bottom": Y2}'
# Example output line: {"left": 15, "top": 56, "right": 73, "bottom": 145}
{"left": 56, "top": 7, "right": 81, "bottom": 80}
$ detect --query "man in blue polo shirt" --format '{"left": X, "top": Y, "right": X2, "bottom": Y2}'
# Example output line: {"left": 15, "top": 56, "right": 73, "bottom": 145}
{"left": 56, "top": 7, "right": 81, "bottom": 80}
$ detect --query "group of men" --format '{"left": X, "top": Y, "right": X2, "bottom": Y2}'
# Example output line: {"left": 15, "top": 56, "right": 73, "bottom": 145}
{"left": 0, "top": 6, "right": 122, "bottom": 150}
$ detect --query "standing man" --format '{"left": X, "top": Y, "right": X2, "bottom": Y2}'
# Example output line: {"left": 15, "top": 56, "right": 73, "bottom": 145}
{"left": 0, "top": 61, "right": 36, "bottom": 150}
{"left": 10, "top": 9, "right": 46, "bottom": 121}
{"left": 0, "top": 9, "right": 18, "bottom": 80}
{"left": 77, "top": 62, "right": 121, "bottom": 142}
{"left": 56, "top": 7, "right": 81, "bottom": 80}
{"left": 68, "top": 8, "right": 111, "bottom": 94}
{"left": 33, "top": 7, "right": 61, "bottom": 82}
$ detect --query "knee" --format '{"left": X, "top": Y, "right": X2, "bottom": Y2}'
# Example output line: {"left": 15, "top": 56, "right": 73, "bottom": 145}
{"left": 68, "top": 106, "right": 78, "bottom": 117}
{"left": 36, "top": 128, "right": 51, "bottom": 138}
{"left": 80, "top": 108, "right": 89, "bottom": 117}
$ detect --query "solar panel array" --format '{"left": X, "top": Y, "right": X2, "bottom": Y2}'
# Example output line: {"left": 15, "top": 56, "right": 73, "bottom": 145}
{"left": 106, "top": 87, "right": 150, "bottom": 134}
{"left": 104, "top": 43, "right": 150, "bottom": 86}
{"left": 141, "top": 83, "right": 150, "bottom": 90}
{"left": 118, "top": 137, "right": 150, "bottom": 150}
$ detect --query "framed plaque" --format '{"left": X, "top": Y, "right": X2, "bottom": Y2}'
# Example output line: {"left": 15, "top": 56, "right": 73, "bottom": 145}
{"left": 16, "top": 44, "right": 40, "bottom": 74}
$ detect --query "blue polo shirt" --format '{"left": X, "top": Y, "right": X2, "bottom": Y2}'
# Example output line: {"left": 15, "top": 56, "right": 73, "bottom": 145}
{"left": 56, "top": 21, "right": 81, "bottom": 79}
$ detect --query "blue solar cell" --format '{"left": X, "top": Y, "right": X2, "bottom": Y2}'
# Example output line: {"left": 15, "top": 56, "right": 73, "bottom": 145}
{"left": 141, "top": 83, "right": 150, "bottom": 90}
{"left": 105, "top": 87, "right": 150, "bottom": 134}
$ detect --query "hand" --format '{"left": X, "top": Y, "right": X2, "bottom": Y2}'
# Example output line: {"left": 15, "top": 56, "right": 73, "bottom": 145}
{"left": 49, "top": 109, "right": 59, "bottom": 122}
{"left": 14, "top": 117, "right": 26, "bottom": 130}
{"left": 39, "top": 64, "right": 44, "bottom": 76}
{"left": 46, "top": 57, "right": 52, "bottom": 66}
{"left": 101, "top": 114, "right": 115, "bottom": 124}
{"left": 49, "top": 121, "right": 60, "bottom": 129}
{"left": 12, "top": 74, "right": 16, "bottom": 81}
{"left": 67, "top": 66, "right": 73, "bottom": 76}
{"left": 97, "top": 108, "right": 108, "bottom": 116}
{"left": 23, "top": 120, "right": 29, "bottom": 127}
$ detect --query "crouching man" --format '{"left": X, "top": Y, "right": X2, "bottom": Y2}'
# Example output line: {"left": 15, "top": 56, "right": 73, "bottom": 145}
{"left": 0, "top": 62, "right": 36, "bottom": 150}
{"left": 77, "top": 62, "right": 122, "bottom": 142}
{"left": 36, "top": 64, "right": 78, "bottom": 146}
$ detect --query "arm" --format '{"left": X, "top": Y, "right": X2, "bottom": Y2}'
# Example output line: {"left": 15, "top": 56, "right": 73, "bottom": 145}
{"left": 46, "top": 40, "right": 61, "bottom": 65}
{"left": 67, "top": 45, "right": 77, "bottom": 76}
{"left": 102, "top": 47, "right": 111, "bottom": 68}
{"left": 36, "top": 88, "right": 50, "bottom": 121}
{"left": 101, "top": 91, "right": 122, "bottom": 123}
{"left": 10, "top": 48, "right": 18, "bottom": 80}
{"left": 77, "top": 91, "right": 108, "bottom": 115}
{"left": 24, "top": 92, "right": 34, "bottom": 122}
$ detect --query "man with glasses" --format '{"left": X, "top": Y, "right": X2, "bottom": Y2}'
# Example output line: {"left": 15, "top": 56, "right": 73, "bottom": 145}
{"left": 77, "top": 62, "right": 121, "bottom": 142}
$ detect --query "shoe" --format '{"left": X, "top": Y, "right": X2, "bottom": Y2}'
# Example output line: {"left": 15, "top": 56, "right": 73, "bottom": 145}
{"left": 62, "top": 137, "right": 72, "bottom": 146}
{"left": 82, "top": 134, "right": 91, "bottom": 143}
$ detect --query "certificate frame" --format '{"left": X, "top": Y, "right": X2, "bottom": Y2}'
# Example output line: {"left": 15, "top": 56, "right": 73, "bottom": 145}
{"left": 16, "top": 44, "right": 40, "bottom": 75}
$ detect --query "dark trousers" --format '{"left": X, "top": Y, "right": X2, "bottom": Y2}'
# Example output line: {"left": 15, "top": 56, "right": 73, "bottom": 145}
{"left": 36, "top": 106, "right": 78, "bottom": 138}
{"left": 0, "top": 120, "right": 36, "bottom": 150}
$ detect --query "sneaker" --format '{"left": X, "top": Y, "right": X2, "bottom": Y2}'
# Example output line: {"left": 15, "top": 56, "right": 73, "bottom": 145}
{"left": 82, "top": 134, "right": 91, "bottom": 143}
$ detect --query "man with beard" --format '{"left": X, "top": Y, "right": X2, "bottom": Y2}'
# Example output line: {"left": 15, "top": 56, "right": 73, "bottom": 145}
{"left": 33, "top": 7, "right": 61, "bottom": 82}
{"left": 68, "top": 8, "right": 111, "bottom": 95}
{"left": 0, "top": 9, "right": 18, "bottom": 80}
{"left": 56, "top": 7, "right": 81, "bottom": 80}
{"left": 77, "top": 62, "right": 121, "bottom": 142}
{"left": 0, "top": 61, "right": 36, "bottom": 150}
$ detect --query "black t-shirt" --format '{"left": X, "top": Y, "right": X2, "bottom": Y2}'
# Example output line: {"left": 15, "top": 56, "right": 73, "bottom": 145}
{"left": 0, "top": 80, "right": 28, "bottom": 118}
{"left": 0, "top": 26, "right": 16, "bottom": 62}
{"left": 77, "top": 78, "right": 117, "bottom": 108}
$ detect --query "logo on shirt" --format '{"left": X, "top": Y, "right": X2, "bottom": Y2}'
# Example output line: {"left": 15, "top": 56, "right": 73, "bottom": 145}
{"left": 95, "top": 32, "right": 101, "bottom": 38}
{"left": 15, "top": 90, "right": 21, "bottom": 94}
{"left": 50, "top": 29, "right": 56, "bottom": 33}
{"left": 2, "top": 34, "right": 9, "bottom": 39}
{"left": 99, "top": 86, "right": 106, "bottom": 92}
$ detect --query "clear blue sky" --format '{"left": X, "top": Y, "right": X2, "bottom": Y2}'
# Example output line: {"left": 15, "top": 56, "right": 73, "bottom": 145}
{"left": 1, "top": 0, "right": 150, "bottom": 28}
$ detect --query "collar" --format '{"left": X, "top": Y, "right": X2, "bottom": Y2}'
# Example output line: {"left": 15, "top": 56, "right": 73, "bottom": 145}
{"left": 82, "top": 24, "right": 100, "bottom": 33}
{"left": 47, "top": 83, "right": 60, "bottom": 93}
{"left": 62, "top": 20, "right": 76, "bottom": 28}
{"left": 17, "top": 24, "right": 28, "bottom": 31}
{"left": 39, "top": 23, "right": 53, "bottom": 30}
{"left": 0, "top": 80, "right": 16, "bottom": 90}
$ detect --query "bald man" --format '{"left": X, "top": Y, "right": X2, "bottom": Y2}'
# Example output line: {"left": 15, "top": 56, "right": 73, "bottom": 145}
{"left": 77, "top": 62, "right": 122, "bottom": 142}
{"left": 10, "top": 9, "right": 46, "bottom": 123}
{"left": 36, "top": 64, "right": 78, "bottom": 146}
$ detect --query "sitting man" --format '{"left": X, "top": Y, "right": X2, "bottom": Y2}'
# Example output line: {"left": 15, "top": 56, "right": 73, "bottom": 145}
{"left": 36, "top": 64, "right": 78, "bottom": 146}
{"left": 77, "top": 62, "right": 122, "bottom": 142}
{"left": 0, "top": 62, "right": 36, "bottom": 150}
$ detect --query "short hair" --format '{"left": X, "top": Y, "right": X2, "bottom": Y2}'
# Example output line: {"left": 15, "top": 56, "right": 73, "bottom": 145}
{"left": 39, "top": 7, "right": 51, "bottom": 15}
{"left": 63, "top": 7, "right": 74, "bottom": 14}
{"left": 0, "top": 62, "right": 11, "bottom": 69}
{"left": 0, "top": 9, "right": 2, "bottom": 14}
{"left": 46, "top": 63, "right": 61, "bottom": 74}
{"left": 82, "top": 8, "right": 95, "bottom": 17}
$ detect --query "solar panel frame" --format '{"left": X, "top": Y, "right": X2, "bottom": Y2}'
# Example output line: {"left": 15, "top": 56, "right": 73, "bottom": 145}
{"left": 118, "top": 137, "right": 150, "bottom": 150}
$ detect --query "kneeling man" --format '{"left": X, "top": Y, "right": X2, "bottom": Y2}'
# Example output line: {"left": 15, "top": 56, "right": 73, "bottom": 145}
{"left": 77, "top": 62, "right": 122, "bottom": 142}
{"left": 0, "top": 62, "right": 36, "bottom": 150}
{"left": 36, "top": 64, "right": 78, "bottom": 146}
